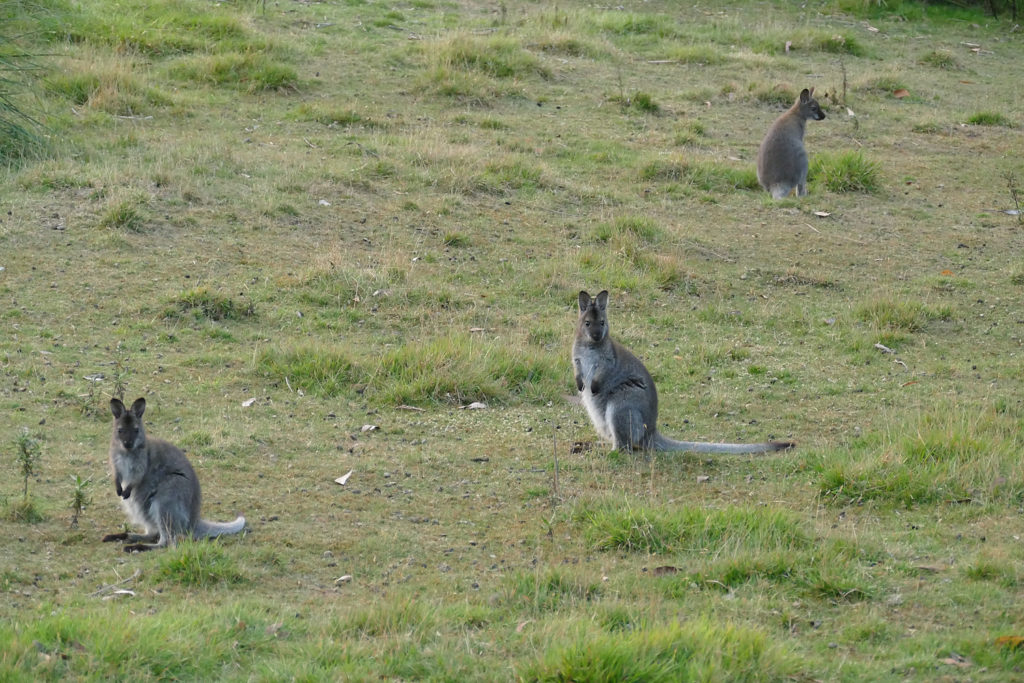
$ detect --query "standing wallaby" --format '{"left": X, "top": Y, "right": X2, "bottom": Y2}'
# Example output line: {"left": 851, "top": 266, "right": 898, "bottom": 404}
{"left": 756, "top": 87, "right": 826, "bottom": 199}
{"left": 103, "top": 397, "right": 246, "bottom": 552}
{"left": 572, "top": 291, "right": 794, "bottom": 454}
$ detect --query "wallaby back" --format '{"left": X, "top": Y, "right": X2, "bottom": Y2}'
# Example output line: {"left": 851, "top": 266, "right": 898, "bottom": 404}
{"left": 756, "top": 87, "right": 826, "bottom": 199}
{"left": 572, "top": 291, "right": 795, "bottom": 454}
{"left": 104, "top": 397, "right": 246, "bottom": 552}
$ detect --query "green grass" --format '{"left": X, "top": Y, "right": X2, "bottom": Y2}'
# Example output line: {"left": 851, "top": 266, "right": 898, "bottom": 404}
{"left": 811, "top": 150, "right": 883, "bottom": 194}
{"left": 156, "top": 540, "right": 246, "bottom": 586}
{"left": 811, "top": 404, "right": 1024, "bottom": 507}
{"left": 523, "top": 618, "right": 798, "bottom": 682}
{"left": 966, "top": 111, "right": 1014, "bottom": 127}
{"left": 4, "top": 0, "right": 1024, "bottom": 680}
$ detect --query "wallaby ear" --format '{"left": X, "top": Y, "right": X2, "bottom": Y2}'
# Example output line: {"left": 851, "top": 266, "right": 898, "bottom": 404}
{"left": 800, "top": 88, "right": 811, "bottom": 103}
{"left": 595, "top": 290, "right": 609, "bottom": 310}
{"left": 110, "top": 398, "right": 125, "bottom": 418}
{"left": 130, "top": 397, "right": 146, "bottom": 419}
{"left": 578, "top": 291, "right": 591, "bottom": 312}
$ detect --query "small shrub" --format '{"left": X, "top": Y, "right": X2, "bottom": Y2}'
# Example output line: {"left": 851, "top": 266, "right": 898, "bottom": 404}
{"left": 69, "top": 475, "right": 91, "bottom": 528}
{"left": 810, "top": 151, "right": 881, "bottom": 194}
{"left": 14, "top": 429, "right": 41, "bottom": 502}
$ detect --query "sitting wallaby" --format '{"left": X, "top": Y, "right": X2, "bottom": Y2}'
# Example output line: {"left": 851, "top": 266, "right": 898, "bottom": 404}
{"left": 103, "top": 397, "right": 246, "bottom": 552}
{"left": 572, "top": 291, "right": 794, "bottom": 454}
{"left": 756, "top": 87, "right": 826, "bottom": 199}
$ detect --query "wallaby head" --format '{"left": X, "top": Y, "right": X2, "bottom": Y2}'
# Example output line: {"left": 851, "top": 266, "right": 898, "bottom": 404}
{"left": 110, "top": 397, "right": 147, "bottom": 451}
{"left": 577, "top": 290, "right": 609, "bottom": 345}
{"left": 797, "top": 87, "right": 826, "bottom": 122}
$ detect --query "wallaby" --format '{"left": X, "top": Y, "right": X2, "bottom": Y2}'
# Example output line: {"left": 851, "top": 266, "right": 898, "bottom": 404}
{"left": 103, "top": 397, "right": 246, "bottom": 552}
{"left": 756, "top": 87, "right": 826, "bottom": 199}
{"left": 572, "top": 291, "right": 794, "bottom": 454}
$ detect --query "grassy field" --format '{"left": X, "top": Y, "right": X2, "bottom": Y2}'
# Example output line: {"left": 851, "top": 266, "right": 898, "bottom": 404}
{"left": 2, "top": 0, "right": 1024, "bottom": 679}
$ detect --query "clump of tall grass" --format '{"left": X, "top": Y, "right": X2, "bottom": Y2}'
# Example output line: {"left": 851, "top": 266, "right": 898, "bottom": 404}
{"left": 169, "top": 53, "right": 299, "bottom": 92}
{"left": 0, "top": 26, "right": 45, "bottom": 163}
{"left": 99, "top": 198, "right": 147, "bottom": 232}
{"left": 522, "top": 618, "right": 798, "bottom": 682}
{"left": 62, "top": 1, "right": 271, "bottom": 57}
{"left": 593, "top": 215, "right": 661, "bottom": 243}
{"left": 502, "top": 570, "right": 602, "bottom": 614}
{"left": 165, "top": 287, "right": 254, "bottom": 322}
{"left": 588, "top": 11, "right": 679, "bottom": 38}
{"left": 641, "top": 158, "right": 759, "bottom": 192}
{"left": 811, "top": 405, "right": 1024, "bottom": 507}
{"left": 920, "top": 49, "right": 959, "bottom": 69}
{"left": 289, "top": 103, "right": 383, "bottom": 128}
{"left": 256, "top": 333, "right": 563, "bottom": 406}
{"left": 966, "top": 111, "right": 1013, "bottom": 127}
{"left": 613, "top": 91, "right": 659, "bottom": 113}
{"left": 810, "top": 151, "right": 882, "bottom": 194}
{"left": 855, "top": 296, "right": 950, "bottom": 332}
{"left": 45, "top": 60, "right": 173, "bottom": 115}
{"left": 574, "top": 499, "right": 809, "bottom": 554}
{"left": 156, "top": 540, "right": 246, "bottom": 587}
{"left": 426, "top": 34, "right": 549, "bottom": 79}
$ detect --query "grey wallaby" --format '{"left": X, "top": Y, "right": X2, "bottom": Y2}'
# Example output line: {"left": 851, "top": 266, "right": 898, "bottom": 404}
{"left": 756, "top": 87, "right": 826, "bottom": 199}
{"left": 103, "top": 397, "right": 246, "bottom": 552}
{"left": 572, "top": 291, "right": 794, "bottom": 454}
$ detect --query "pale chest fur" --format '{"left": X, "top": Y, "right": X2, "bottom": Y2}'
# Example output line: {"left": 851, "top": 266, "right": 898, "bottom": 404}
{"left": 573, "top": 343, "right": 614, "bottom": 441}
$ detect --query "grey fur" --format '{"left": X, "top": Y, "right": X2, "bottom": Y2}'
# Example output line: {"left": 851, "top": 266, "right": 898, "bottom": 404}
{"left": 572, "top": 291, "right": 794, "bottom": 454}
{"left": 104, "top": 397, "right": 246, "bottom": 552}
{"left": 756, "top": 87, "right": 826, "bottom": 199}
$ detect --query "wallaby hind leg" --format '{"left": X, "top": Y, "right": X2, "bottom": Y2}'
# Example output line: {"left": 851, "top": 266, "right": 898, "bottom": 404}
{"left": 123, "top": 502, "right": 188, "bottom": 552}
{"left": 609, "top": 406, "right": 648, "bottom": 451}
{"left": 770, "top": 183, "right": 795, "bottom": 200}
{"left": 102, "top": 530, "right": 159, "bottom": 544}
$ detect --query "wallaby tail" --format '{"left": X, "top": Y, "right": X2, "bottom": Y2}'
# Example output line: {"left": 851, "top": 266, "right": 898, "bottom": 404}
{"left": 194, "top": 516, "right": 247, "bottom": 539}
{"left": 652, "top": 433, "right": 794, "bottom": 454}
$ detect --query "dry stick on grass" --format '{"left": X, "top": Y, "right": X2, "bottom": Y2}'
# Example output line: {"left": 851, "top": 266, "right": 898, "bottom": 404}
{"left": 551, "top": 421, "right": 559, "bottom": 497}
{"left": 90, "top": 568, "right": 142, "bottom": 597}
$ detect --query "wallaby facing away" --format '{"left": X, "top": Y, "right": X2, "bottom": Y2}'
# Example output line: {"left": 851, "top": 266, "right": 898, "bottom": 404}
{"left": 756, "top": 87, "right": 826, "bottom": 199}
{"left": 103, "top": 397, "right": 246, "bottom": 552}
{"left": 572, "top": 291, "right": 794, "bottom": 454}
